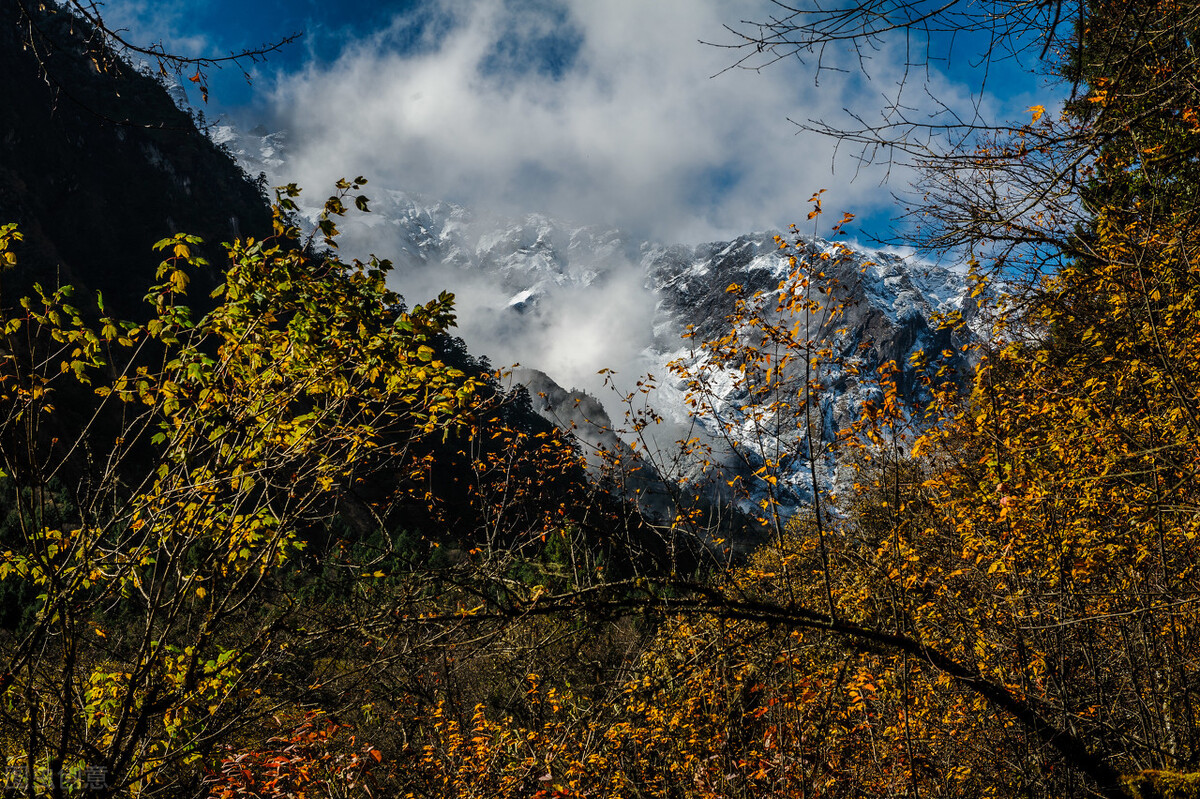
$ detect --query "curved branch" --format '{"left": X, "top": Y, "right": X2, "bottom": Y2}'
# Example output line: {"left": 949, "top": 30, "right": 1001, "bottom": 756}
{"left": 409, "top": 576, "right": 1129, "bottom": 798}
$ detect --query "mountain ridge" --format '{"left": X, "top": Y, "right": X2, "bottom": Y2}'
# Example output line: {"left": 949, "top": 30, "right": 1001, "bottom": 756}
{"left": 213, "top": 122, "right": 989, "bottom": 519}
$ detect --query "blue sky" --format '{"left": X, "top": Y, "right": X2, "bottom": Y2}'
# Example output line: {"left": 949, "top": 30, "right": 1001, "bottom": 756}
{"left": 107, "top": 0, "right": 1056, "bottom": 245}
{"left": 108, "top": 0, "right": 429, "bottom": 105}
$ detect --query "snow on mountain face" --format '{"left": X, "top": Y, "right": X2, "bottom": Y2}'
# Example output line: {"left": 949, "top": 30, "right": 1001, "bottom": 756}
{"left": 640, "top": 234, "right": 982, "bottom": 515}
{"left": 213, "top": 123, "right": 985, "bottom": 517}
{"left": 209, "top": 124, "right": 288, "bottom": 177}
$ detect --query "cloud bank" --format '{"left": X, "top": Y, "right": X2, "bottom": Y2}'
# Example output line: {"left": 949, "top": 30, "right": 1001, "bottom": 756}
{"left": 113, "top": 0, "right": 1040, "bottom": 245}
{"left": 247, "top": 0, "right": 1037, "bottom": 396}
{"left": 263, "top": 0, "right": 926, "bottom": 244}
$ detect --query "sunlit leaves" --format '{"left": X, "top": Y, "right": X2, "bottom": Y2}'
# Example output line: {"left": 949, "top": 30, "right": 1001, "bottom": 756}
{"left": 0, "top": 181, "right": 479, "bottom": 794}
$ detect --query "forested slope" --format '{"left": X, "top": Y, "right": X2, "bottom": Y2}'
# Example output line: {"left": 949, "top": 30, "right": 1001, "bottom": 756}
{"left": 0, "top": 1, "right": 270, "bottom": 316}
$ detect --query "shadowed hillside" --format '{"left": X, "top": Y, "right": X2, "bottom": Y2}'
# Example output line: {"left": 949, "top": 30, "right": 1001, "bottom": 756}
{"left": 0, "top": 2, "right": 270, "bottom": 316}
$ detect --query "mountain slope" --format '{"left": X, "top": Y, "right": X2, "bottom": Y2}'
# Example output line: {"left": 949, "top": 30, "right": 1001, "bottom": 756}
{"left": 216, "top": 124, "right": 987, "bottom": 519}
{"left": 0, "top": 3, "right": 270, "bottom": 316}
{"left": 641, "top": 233, "right": 982, "bottom": 512}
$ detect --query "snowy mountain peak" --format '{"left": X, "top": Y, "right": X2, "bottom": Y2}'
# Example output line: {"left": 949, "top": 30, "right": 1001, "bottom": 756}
{"left": 209, "top": 121, "right": 987, "bottom": 519}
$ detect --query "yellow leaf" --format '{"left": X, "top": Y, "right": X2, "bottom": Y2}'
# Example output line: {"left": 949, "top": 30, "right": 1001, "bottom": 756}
{"left": 1029, "top": 104, "right": 1045, "bottom": 122}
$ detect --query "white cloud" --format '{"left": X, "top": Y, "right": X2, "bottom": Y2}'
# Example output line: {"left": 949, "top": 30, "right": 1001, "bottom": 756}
{"left": 264, "top": 0, "right": 925, "bottom": 244}
{"left": 105, "top": 0, "right": 1039, "bottom": 245}
{"left": 91, "top": 0, "right": 1043, "bottom": 448}
{"left": 247, "top": 0, "right": 1036, "bottom": 398}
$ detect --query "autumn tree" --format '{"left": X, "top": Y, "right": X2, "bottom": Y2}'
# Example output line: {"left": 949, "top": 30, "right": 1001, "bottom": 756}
{"left": 629, "top": 0, "right": 1200, "bottom": 796}
{"left": 0, "top": 182, "right": 478, "bottom": 797}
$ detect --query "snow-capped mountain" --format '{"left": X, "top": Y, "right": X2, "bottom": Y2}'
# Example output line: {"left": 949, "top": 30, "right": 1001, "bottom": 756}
{"left": 638, "top": 234, "right": 982, "bottom": 515}
{"left": 215, "top": 123, "right": 988, "bottom": 519}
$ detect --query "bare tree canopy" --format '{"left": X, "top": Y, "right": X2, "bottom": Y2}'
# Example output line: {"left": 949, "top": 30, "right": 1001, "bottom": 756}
{"left": 713, "top": 0, "right": 1200, "bottom": 279}
{"left": 715, "top": 0, "right": 1074, "bottom": 75}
